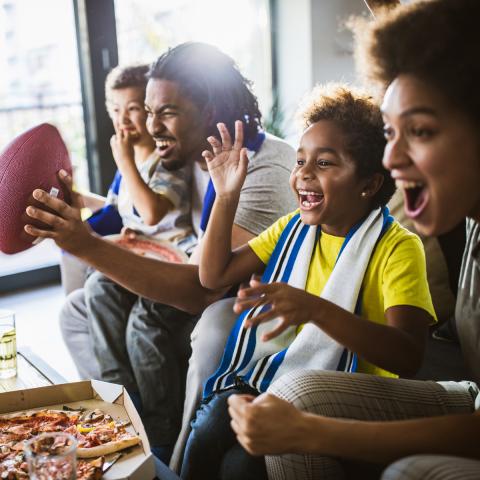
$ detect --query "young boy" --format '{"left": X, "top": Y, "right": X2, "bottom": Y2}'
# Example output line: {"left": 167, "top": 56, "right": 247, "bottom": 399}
{"left": 60, "top": 64, "right": 192, "bottom": 293}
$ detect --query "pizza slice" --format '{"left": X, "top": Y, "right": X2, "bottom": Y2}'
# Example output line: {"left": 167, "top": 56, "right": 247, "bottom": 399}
{"left": 0, "top": 407, "right": 142, "bottom": 478}
{"left": 114, "top": 235, "right": 188, "bottom": 263}
{"left": 77, "top": 457, "right": 104, "bottom": 480}
{"left": 62, "top": 408, "right": 141, "bottom": 457}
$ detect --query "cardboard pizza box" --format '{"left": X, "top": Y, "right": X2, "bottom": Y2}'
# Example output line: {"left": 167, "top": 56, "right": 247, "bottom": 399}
{"left": 0, "top": 379, "right": 156, "bottom": 480}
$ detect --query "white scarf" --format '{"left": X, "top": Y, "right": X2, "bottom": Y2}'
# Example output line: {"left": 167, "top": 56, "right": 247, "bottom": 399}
{"left": 203, "top": 207, "right": 392, "bottom": 396}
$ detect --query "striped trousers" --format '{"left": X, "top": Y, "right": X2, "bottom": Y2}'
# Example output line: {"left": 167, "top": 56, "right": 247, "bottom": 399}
{"left": 266, "top": 370, "right": 478, "bottom": 480}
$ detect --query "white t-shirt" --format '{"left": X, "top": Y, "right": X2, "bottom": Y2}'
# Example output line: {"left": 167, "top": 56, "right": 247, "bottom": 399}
{"left": 106, "top": 151, "right": 192, "bottom": 243}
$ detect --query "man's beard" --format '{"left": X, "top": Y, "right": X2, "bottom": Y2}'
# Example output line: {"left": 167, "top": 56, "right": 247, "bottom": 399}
{"left": 160, "top": 154, "right": 188, "bottom": 171}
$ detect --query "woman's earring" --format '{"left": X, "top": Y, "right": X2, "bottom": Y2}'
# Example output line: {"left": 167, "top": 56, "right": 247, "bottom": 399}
{"left": 361, "top": 191, "right": 368, "bottom": 198}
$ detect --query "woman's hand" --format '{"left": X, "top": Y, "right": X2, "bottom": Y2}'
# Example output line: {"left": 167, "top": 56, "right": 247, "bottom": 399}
{"left": 110, "top": 127, "right": 135, "bottom": 171}
{"left": 234, "top": 277, "right": 320, "bottom": 341}
{"left": 228, "top": 393, "right": 307, "bottom": 455}
{"left": 202, "top": 120, "right": 249, "bottom": 199}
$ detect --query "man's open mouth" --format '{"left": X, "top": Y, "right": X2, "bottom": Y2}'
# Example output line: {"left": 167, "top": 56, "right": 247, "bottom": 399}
{"left": 397, "top": 179, "right": 428, "bottom": 217}
{"left": 155, "top": 138, "right": 176, "bottom": 156}
{"left": 298, "top": 189, "right": 324, "bottom": 210}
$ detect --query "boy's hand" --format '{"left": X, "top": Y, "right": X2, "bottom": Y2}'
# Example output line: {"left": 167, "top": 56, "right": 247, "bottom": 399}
{"left": 120, "top": 226, "right": 140, "bottom": 240}
{"left": 234, "top": 277, "right": 319, "bottom": 341}
{"left": 110, "top": 126, "right": 135, "bottom": 171}
{"left": 24, "top": 169, "right": 94, "bottom": 254}
{"left": 228, "top": 393, "right": 306, "bottom": 455}
{"left": 202, "top": 121, "right": 249, "bottom": 199}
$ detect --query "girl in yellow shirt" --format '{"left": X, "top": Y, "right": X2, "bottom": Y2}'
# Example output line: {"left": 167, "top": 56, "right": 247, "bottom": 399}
{"left": 181, "top": 84, "right": 435, "bottom": 480}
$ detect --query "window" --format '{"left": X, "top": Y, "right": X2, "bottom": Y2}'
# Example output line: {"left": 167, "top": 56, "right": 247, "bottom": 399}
{"left": 0, "top": 0, "right": 87, "bottom": 277}
{"left": 114, "top": 0, "right": 273, "bottom": 114}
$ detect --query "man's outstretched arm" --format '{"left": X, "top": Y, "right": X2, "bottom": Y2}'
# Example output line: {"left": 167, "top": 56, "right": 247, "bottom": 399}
{"left": 25, "top": 170, "right": 254, "bottom": 314}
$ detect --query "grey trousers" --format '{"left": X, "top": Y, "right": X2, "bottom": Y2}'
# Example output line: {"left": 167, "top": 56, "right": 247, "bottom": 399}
{"left": 266, "top": 370, "right": 478, "bottom": 480}
{"left": 60, "top": 271, "right": 197, "bottom": 446}
{"left": 59, "top": 252, "right": 90, "bottom": 295}
{"left": 170, "top": 297, "right": 238, "bottom": 473}
{"left": 60, "top": 288, "right": 101, "bottom": 380}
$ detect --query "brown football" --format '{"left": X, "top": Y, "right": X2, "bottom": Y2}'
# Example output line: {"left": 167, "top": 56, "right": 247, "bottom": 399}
{"left": 0, "top": 123, "right": 72, "bottom": 254}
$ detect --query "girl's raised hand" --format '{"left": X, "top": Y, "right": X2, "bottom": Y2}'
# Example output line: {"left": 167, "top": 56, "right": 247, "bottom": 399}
{"left": 233, "top": 277, "right": 319, "bottom": 341}
{"left": 202, "top": 120, "right": 249, "bottom": 199}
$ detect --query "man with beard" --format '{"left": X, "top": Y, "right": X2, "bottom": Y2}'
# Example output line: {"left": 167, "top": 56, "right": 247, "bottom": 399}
{"left": 25, "top": 42, "right": 296, "bottom": 462}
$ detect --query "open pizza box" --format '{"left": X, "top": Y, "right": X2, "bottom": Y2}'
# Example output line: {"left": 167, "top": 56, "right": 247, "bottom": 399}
{"left": 0, "top": 379, "right": 156, "bottom": 480}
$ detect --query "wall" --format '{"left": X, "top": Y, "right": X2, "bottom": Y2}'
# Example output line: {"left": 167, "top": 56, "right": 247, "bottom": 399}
{"left": 276, "top": 0, "right": 369, "bottom": 142}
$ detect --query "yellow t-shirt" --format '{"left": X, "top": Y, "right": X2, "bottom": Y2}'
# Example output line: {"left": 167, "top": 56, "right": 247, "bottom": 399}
{"left": 248, "top": 210, "right": 437, "bottom": 378}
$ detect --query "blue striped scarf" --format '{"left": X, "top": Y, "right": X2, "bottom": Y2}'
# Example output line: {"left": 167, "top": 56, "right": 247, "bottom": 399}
{"left": 204, "top": 206, "right": 393, "bottom": 396}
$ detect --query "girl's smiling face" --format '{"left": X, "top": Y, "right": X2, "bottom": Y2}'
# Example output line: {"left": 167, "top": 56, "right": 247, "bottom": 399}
{"left": 382, "top": 74, "right": 480, "bottom": 236}
{"left": 290, "top": 120, "right": 379, "bottom": 236}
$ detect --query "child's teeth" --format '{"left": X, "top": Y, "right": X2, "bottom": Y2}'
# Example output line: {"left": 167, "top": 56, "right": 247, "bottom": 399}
{"left": 396, "top": 180, "right": 424, "bottom": 189}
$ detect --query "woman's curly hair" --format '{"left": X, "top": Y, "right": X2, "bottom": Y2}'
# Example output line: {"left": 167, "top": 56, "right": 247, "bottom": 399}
{"left": 298, "top": 83, "right": 395, "bottom": 208}
{"left": 352, "top": 0, "right": 480, "bottom": 126}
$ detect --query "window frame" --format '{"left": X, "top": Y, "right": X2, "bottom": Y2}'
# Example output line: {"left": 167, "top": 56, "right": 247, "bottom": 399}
{"left": 1, "top": 0, "right": 278, "bottom": 292}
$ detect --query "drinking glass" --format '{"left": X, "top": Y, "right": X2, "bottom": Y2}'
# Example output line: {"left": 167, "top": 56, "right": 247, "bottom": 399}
{"left": 24, "top": 432, "right": 77, "bottom": 480}
{"left": 0, "top": 309, "right": 16, "bottom": 379}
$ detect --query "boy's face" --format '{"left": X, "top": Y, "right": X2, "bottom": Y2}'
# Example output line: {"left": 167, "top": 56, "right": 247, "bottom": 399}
{"left": 289, "top": 120, "right": 371, "bottom": 236}
{"left": 106, "top": 86, "right": 149, "bottom": 143}
{"left": 145, "top": 78, "right": 208, "bottom": 170}
{"left": 382, "top": 74, "right": 480, "bottom": 236}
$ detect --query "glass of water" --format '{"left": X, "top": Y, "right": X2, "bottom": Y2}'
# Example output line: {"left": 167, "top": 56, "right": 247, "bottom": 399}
{"left": 25, "top": 432, "right": 77, "bottom": 480}
{"left": 0, "top": 309, "right": 16, "bottom": 379}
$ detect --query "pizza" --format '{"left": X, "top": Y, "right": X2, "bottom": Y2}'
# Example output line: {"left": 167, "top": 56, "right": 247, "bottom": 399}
{"left": 0, "top": 407, "right": 141, "bottom": 479}
{"left": 112, "top": 235, "right": 188, "bottom": 263}
{"left": 76, "top": 457, "right": 104, "bottom": 480}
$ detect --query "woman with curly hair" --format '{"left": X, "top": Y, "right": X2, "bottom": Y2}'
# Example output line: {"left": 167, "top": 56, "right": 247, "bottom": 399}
{"left": 179, "top": 82, "right": 435, "bottom": 479}
{"left": 228, "top": 1, "right": 480, "bottom": 479}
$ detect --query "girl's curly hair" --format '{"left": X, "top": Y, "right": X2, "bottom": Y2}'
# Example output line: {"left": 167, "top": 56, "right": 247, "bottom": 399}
{"left": 298, "top": 83, "right": 395, "bottom": 208}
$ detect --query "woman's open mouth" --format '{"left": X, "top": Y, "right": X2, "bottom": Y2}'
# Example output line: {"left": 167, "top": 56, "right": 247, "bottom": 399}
{"left": 397, "top": 180, "right": 429, "bottom": 218}
{"left": 155, "top": 138, "right": 176, "bottom": 158}
{"left": 298, "top": 190, "right": 324, "bottom": 210}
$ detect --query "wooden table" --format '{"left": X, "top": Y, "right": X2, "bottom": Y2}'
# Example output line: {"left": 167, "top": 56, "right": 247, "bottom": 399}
{"left": 0, "top": 347, "right": 67, "bottom": 392}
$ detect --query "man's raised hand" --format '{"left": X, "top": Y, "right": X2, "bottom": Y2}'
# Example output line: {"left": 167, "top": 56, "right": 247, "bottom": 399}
{"left": 202, "top": 120, "right": 249, "bottom": 199}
